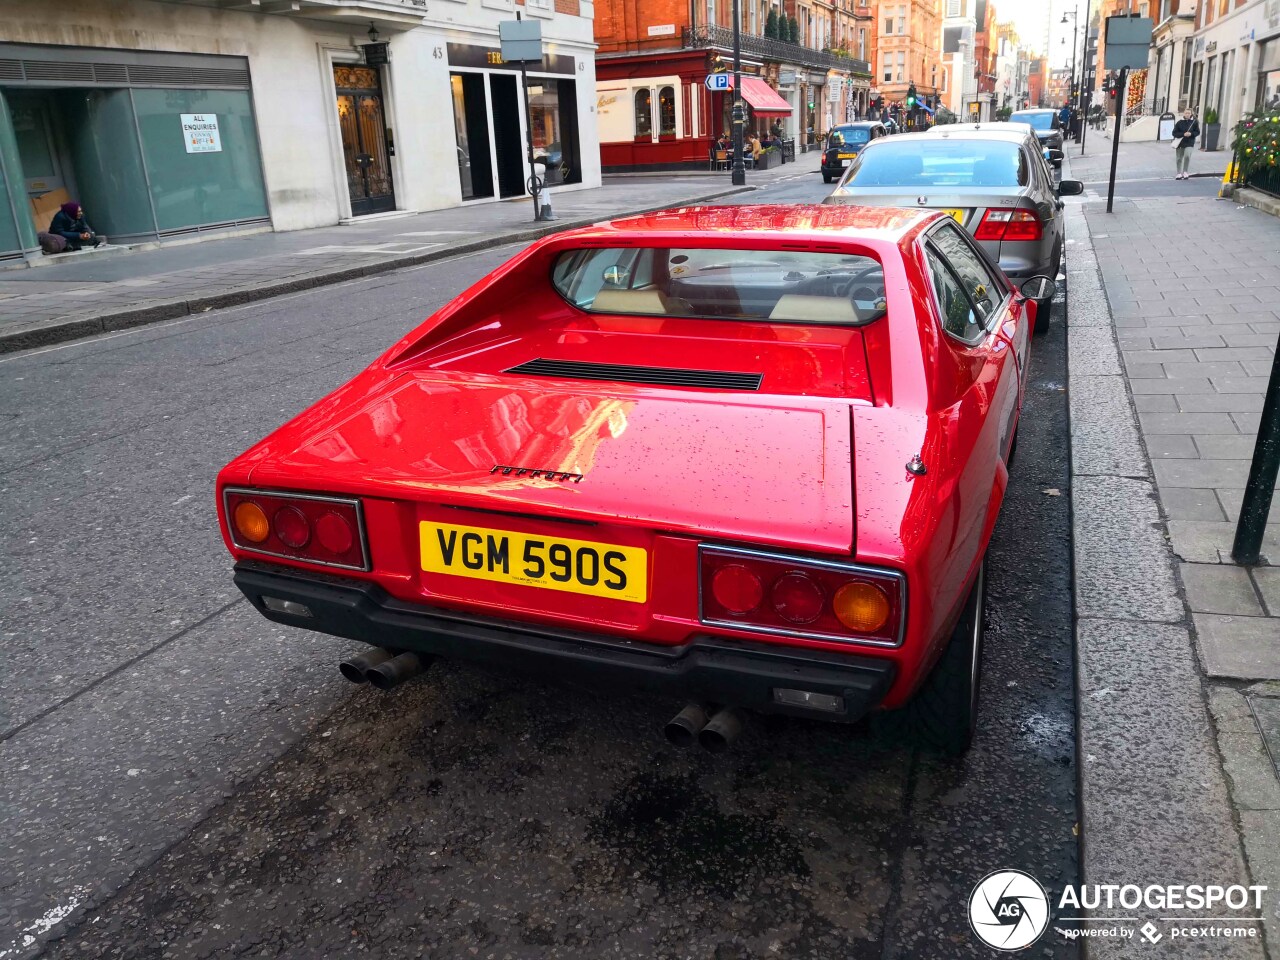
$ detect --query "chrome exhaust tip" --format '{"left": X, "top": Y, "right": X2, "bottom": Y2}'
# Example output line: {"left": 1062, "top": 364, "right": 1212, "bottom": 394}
{"left": 338, "top": 648, "right": 394, "bottom": 684}
{"left": 365, "top": 652, "right": 429, "bottom": 691}
{"left": 698, "top": 707, "right": 746, "bottom": 753}
{"left": 664, "top": 704, "right": 710, "bottom": 747}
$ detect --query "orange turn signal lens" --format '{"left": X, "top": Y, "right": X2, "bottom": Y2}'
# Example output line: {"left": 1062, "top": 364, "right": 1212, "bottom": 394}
{"left": 233, "top": 501, "right": 270, "bottom": 543}
{"left": 832, "top": 581, "right": 891, "bottom": 632}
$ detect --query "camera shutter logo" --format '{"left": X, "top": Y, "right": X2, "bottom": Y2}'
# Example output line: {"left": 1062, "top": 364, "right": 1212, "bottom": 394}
{"left": 968, "top": 869, "right": 1050, "bottom": 951}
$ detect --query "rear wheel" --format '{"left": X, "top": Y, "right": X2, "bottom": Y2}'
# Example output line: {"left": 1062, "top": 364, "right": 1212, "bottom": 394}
{"left": 823, "top": 172, "right": 834, "bottom": 183}
{"left": 1032, "top": 250, "right": 1062, "bottom": 336}
{"left": 889, "top": 561, "right": 986, "bottom": 756}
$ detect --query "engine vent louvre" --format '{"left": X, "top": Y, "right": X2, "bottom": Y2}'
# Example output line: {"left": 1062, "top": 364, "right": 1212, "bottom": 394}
{"left": 506, "top": 358, "right": 762, "bottom": 391}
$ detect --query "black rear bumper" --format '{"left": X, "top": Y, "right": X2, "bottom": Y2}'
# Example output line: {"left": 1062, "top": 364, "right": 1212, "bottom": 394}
{"left": 234, "top": 562, "right": 896, "bottom": 722}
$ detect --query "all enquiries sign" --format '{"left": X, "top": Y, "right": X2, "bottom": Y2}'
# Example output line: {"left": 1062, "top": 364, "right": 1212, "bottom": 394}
{"left": 181, "top": 114, "right": 222, "bottom": 154}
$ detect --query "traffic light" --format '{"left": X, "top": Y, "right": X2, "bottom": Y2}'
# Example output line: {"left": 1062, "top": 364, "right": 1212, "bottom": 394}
{"left": 906, "top": 83, "right": 918, "bottom": 108}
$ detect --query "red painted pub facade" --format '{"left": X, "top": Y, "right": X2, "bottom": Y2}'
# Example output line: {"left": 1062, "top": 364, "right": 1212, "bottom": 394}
{"left": 596, "top": 49, "right": 792, "bottom": 172}
{"left": 593, "top": 0, "right": 871, "bottom": 173}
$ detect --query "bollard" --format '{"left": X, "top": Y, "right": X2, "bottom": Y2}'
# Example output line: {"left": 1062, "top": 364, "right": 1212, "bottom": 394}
{"left": 1231, "top": 329, "right": 1280, "bottom": 565}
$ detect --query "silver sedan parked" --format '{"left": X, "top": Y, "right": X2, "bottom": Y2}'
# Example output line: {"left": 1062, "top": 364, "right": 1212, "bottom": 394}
{"left": 823, "top": 124, "right": 1082, "bottom": 328}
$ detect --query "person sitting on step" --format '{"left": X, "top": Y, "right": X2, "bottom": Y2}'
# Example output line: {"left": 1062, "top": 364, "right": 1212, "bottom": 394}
{"left": 49, "top": 201, "right": 106, "bottom": 252}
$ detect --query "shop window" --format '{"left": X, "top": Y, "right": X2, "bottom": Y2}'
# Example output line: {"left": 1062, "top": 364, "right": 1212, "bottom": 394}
{"left": 634, "top": 89, "right": 652, "bottom": 139}
{"left": 528, "top": 79, "right": 581, "bottom": 184}
{"left": 658, "top": 85, "right": 676, "bottom": 137}
{"left": 451, "top": 73, "right": 493, "bottom": 200}
{"left": 1259, "top": 69, "right": 1280, "bottom": 111}
{"left": 129, "top": 88, "right": 269, "bottom": 233}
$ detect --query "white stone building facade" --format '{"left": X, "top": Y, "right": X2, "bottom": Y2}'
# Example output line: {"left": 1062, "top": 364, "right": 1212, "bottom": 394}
{"left": 0, "top": 0, "right": 600, "bottom": 261}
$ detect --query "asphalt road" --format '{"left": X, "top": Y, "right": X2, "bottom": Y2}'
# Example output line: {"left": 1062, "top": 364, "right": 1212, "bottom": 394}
{"left": 2, "top": 174, "right": 1079, "bottom": 959}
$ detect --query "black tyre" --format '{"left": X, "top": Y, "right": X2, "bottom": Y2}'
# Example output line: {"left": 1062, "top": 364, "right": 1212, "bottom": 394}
{"left": 893, "top": 561, "right": 986, "bottom": 756}
{"left": 823, "top": 172, "right": 834, "bottom": 183}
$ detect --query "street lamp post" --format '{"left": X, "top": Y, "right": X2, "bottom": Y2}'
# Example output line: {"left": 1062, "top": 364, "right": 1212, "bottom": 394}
{"left": 1078, "top": 0, "right": 1093, "bottom": 153}
{"left": 1062, "top": 9, "right": 1079, "bottom": 114}
{"left": 730, "top": 0, "right": 746, "bottom": 186}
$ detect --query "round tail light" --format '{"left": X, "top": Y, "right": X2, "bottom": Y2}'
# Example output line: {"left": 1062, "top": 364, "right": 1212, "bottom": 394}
{"left": 833, "top": 581, "right": 891, "bottom": 632}
{"left": 712, "top": 563, "right": 764, "bottom": 615}
{"left": 315, "top": 511, "right": 354, "bottom": 555}
{"left": 233, "top": 501, "right": 270, "bottom": 544}
{"left": 770, "top": 573, "right": 824, "bottom": 625}
{"left": 273, "top": 505, "right": 311, "bottom": 548}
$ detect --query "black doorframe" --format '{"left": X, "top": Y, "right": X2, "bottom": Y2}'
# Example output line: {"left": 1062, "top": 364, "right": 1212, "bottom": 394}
{"left": 489, "top": 74, "right": 525, "bottom": 199}
{"left": 334, "top": 65, "right": 395, "bottom": 217}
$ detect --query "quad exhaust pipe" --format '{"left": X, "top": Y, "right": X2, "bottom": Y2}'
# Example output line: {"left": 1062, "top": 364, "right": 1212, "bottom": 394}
{"left": 664, "top": 704, "right": 746, "bottom": 752}
{"left": 664, "top": 704, "right": 710, "bottom": 747}
{"left": 339, "top": 648, "right": 393, "bottom": 684}
{"left": 339, "top": 648, "right": 430, "bottom": 690}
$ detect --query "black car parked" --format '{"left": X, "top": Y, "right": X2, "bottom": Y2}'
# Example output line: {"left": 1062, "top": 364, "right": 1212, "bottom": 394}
{"left": 821, "top": 121, "right": 889, "bottom": 183}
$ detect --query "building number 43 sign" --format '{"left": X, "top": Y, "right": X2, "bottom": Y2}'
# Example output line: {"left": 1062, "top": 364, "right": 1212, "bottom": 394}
{"left": 181, "top": 113, "right": 222, "bottom": 154}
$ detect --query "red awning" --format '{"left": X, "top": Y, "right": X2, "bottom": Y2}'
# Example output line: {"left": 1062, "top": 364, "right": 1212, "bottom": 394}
{"left": 734, "top": 76, "right": 793, "bottom": 116}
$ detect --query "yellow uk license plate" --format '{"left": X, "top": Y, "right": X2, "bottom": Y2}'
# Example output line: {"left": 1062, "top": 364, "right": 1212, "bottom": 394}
{"left": 419, "top": 521, "right": 648, "bottom": 604}
{"left": 838, "top": 152, "right": 856, "bottom": 160}
{"left": 941, "top": 208, "right": 965, "bottom": 223}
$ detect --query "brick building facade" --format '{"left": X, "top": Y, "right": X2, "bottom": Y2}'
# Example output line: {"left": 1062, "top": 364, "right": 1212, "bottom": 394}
{"left": 594, "top": 0, "right": 872, "bottom": 171}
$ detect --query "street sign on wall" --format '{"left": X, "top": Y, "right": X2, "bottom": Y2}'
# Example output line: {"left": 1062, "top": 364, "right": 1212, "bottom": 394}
{"left": 705, "top": 73, "right": 731, "bottom": 91}
{"left": 180, "top": 114, "right": 221, "bottom": 153}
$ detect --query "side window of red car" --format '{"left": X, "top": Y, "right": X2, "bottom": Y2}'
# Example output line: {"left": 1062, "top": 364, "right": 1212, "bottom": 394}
{"left": 929, "top": 222, "right": 1005, "bottom": 324}
{"left": 925, "top": 246, "right": 984, "bottom": 344}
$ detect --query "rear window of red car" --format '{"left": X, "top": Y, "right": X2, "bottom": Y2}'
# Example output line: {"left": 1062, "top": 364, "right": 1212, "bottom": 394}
{"left": 551, "top": 247, "right": 887, "bottom": 325}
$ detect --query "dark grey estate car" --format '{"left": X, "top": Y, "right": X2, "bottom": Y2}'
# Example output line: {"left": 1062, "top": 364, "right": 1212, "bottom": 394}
{"left": 823, "top": 124, "right": 1082, "bottom": 328}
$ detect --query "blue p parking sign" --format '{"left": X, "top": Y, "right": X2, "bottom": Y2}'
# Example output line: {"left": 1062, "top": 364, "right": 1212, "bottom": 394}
{"left": 704, "top": 73, "right": 731, "bottom": 91}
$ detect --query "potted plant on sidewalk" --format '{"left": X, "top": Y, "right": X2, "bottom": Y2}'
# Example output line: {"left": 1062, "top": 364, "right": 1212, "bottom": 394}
{"left": 755, "top": 145, "right": 783, "bottom": 170}
{"left": 1203, "top": 108, "right": 1222, "bottom": 151}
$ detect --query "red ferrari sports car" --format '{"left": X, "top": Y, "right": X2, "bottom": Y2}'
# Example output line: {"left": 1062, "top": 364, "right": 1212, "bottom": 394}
{"left": 217, "top": 204, "right": 1047, "bottom": 755}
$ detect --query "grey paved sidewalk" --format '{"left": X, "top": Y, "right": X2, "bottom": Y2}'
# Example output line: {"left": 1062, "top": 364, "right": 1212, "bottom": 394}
{"left": 1069, "top": 129, "right": 1229, "bottom": 183}
{"left": 0, "top": 152, "right": 821, "bottom": 353}
{"left": 1065, "top": 139, "right": 1280, "bottom": 957}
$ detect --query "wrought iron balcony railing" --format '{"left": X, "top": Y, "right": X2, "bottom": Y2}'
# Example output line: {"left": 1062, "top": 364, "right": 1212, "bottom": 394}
{"left": 683, "top": 24, "right": 871, "bottom": 77}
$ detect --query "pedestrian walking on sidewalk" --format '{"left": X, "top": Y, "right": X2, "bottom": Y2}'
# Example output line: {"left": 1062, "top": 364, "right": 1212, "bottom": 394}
{"left": 1172, "top": 109, "right": 1200, "bottom": 180}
